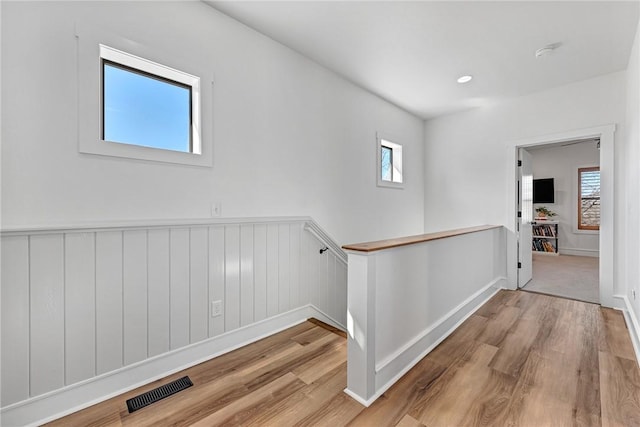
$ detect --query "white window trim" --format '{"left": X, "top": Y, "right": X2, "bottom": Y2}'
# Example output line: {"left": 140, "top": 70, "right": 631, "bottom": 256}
{"left": 100, "top": 45, "right": 202, "bottom": 155}
{"left": 76, "top": 24, "right": 213, "bottom": 167}
{"left": 376, "top": 132, "right": 404, "bottom": 189}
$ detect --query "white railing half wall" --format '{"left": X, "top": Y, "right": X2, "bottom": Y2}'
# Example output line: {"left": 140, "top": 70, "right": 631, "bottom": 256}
{"left": 0, "top": 216, "right": 347, "bottom": 426}
{"left": 342, "top": 225, "right": 507, "bottom": 406}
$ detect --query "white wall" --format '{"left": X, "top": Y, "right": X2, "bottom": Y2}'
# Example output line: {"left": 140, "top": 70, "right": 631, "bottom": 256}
{"left": 528, "top": 142, "right": 600, "bottom": 256}
{"left": 423, "top": 71, "right": 627, "bottom": 293}
{"left": 425, "top": 72, "right": 626, "bottom": 300}
{"left": 623, "top": 18, "right": 640, "bottom": 336}
{"left": 0, "top": 1, "right": 424, "bottom": 245}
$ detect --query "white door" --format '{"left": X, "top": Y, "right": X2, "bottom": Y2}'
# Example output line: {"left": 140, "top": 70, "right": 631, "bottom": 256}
{"left": 518, "top": 149, "right": 533, "bottom": 288}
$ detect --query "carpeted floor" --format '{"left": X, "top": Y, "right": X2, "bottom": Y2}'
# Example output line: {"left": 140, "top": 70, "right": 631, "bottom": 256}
{"left": 522, "top": 254, "right": 599, "bottom": 303}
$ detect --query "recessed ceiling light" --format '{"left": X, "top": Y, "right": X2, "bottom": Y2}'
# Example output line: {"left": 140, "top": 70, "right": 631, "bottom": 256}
{"left": 457, "top": 75, "right": 473, "bottom": 84}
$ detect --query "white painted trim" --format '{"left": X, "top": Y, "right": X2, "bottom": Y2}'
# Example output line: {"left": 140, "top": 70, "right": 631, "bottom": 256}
{"left": 615, "top": 295, "right": 640, "bottom": 367}
{"left": 99, "top": 43, "right": 203, "bottom": 156}
{"left": 611, "top": 294, "right": 627, "bottom": 311}
{"left": 558, "top": 247, "right": 599, "bottom": 257}
{"left": 0, "top": 216, "right": 313, "bottom": 236}
{"left": 344, "top": 278, "right": 505, "bottom": 407}
{"left": 374, "top": 278, "right": 503, "bottom": 373}
{"left": 507, "top": 124, "right": 616, "bottom": 308}
{"left": 1, "top": 218, "right": 349, "bottom": 271}
{"left": 76, "top": 24, "right": 214, "bottom": 167}
{"left": 372, "top": 280, "right": 503, "bottom": 399}
{"left": 308, "top": 304, "right": 347, "bottom": 331}
{"left": 343, "top": 387, "right": 376, "bottom": 407}
{"left": 0, "top": 305, "right": 331, "bottom": 426}
{"left": 304, "top": 223, "right": 348, "bottom": 264}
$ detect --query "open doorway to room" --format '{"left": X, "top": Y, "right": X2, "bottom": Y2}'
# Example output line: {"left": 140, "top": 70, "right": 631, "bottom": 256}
{"left": 511, "top": 125, "right": 614, "bottom": 308}
{"left": 519, "top": 138, "right": 601, "bottom": 303}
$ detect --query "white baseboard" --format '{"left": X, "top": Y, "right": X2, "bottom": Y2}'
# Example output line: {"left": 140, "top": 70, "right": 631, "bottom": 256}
{"left": 558, "top": 247, "right": 599, "bottom": 257}
{"left": 611, "top": 294, "right": 627, "bottom": 310}
{"left": 343, "top": 387, "right": 372, "bottom": 407}
{"left": 616, "top": 295, "right": 640, "bottom": 368}
{"left": 0, "top": 305, "right": 330, "bottom": 427}
{"left": 345, "top": 277, "right": 504, "bottom": 406}
{"left": 308, "top": 305, "right": 346, "bottom": 331}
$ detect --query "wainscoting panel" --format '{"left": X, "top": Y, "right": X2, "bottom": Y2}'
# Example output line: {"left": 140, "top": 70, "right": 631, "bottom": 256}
{"left": 190, "top": 227, "right": 209, "bottom": 344}
{"left": 123, "top": 230, "right": 148, "bottom": 366}
{"left": 0, "top": 217, "right": 347, "bottom": 416}
{"left": 170, "top": 228, "right": 190, "bottom": 350}
{"left": 30, "top": 234, "right": 65, "bottom": 397}
{"left": 95, "top": 231, "right": 124, "bottom": 376}
{"left": 266, "top": 224, "right": 280, "bottom": 318}
{"left": 240, "top": 224, "right": 255, "bottom": 327}
{"left": 208, "top": 226, "right": 226, "bottom": 338}
{"left": 224, "top": 225, "right": 241, "bottom": 332}
{"left": 65, "top": 233, "right": 96, "bottom": 386}
{"left": 147, "top": 229, "right": 171, "bottom": 358}
{"left": 1, "top": 235, "right": 30, "bottom": 405}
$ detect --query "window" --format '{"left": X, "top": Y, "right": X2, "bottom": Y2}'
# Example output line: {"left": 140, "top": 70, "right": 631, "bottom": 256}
{"left": 377, "top": 134, "right": 403, "bottom": 188}
{"left": 381, "top": 145, "right": 393, "bottom": 181}
{"left": 76, "top": 26, "right": 212, "bottom": 167}
{"left": 578, "top": 167, "right": 600, "bottom": 230}
{"left": 102, "top": 61, "right": 191, "bottom": 153}
{"left": 100, "top": 45, "right": 200, "bottom": 154}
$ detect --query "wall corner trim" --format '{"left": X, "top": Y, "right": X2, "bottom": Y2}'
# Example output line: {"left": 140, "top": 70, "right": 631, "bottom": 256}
{"left": 616, "top": 295, "right": 640, "bottom": 367}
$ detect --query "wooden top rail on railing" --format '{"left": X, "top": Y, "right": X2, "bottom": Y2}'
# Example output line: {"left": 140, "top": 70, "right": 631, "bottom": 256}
{"left": 342, "top": 225, "right": 501, "bottom": 253}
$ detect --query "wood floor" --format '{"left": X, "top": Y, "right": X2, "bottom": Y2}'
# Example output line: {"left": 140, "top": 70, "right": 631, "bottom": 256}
{"left": 47, "top": 290, "right": 640, "bottom": 427}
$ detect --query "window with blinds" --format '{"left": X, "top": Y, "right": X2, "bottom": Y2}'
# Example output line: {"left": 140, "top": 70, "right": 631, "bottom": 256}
{"left": 578, "top": 167, "right": 600, "bottom": 230}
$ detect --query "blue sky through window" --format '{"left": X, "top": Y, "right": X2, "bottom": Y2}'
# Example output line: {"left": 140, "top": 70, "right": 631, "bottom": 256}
{"left": 381, "top": 145, "right": 392, "bottom": 181}
{"left": 103, "top": 63, "right": 191, "bottom": 152}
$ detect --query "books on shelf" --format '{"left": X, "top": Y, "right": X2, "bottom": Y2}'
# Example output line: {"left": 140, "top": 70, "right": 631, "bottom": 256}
{"left": 532, "top": 224, "right": 556, "bottom": 237}
{"left": 532, "top": 239, "right": 556, "bottom": 253}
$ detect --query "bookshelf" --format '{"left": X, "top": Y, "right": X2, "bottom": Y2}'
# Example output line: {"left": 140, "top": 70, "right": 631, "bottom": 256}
{"left": 532, "top": 220, "right": 559, "bottom": 255}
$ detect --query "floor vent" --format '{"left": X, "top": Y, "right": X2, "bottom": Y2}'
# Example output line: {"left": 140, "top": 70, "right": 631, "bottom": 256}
{"left": 126, "top": 376, "right": 193, "bottom": 413}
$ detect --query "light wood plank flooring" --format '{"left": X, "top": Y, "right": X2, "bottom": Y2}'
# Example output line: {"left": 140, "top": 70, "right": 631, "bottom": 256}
{"left": 47, "top": 290, "right": 640, "bottom": 427}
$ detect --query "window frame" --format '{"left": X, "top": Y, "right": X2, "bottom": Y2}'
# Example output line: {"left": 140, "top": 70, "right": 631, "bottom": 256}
{"left": 100, "top": 57, "right": 195, "bottom": 153}
{"left": 376, "top": 133, "right": 404, "bottom": 189}
{"left": 77, "top": 25, "right": 213, "bottom": 167}
{"left": 380, "top": 144, "right": 393, "bottom": 182}
{"left": 578, "top": 166, "right": 600, "bottom": 231}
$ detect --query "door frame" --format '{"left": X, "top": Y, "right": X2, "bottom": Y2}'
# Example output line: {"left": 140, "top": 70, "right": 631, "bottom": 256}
{"left": 506, "top": 124, "right": 615, "bottom": 307}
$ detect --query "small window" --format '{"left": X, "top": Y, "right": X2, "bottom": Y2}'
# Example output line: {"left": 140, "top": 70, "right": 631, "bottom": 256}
{"left": 100, "top": 45, "right": 200, "bottom": 154}
{"left": 377, "top": 134, "right": 403, "bottom": 188}
{"left": 77, "top": 28, "right": 212, "bottom": 167}
{"left": 381, "top": 145, "right": 393, "bottom": 181}
{"left": 578, "top": 167, "right": 600, "bottom": 230}
{"left": 102, "top": 61, "right": 191, "bottom": 152}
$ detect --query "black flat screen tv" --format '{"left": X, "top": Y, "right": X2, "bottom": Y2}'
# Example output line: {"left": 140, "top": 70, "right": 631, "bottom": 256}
{"left": 533, "top": 178, "right": 554, "bottom": 203}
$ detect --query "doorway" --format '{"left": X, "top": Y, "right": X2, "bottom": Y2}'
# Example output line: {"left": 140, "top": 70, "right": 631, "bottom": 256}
{"left": 509, "top": 124, "right": 615, "bottom": 308}
{"left": 519, "top": 140, "right": 601, "bottom": 303}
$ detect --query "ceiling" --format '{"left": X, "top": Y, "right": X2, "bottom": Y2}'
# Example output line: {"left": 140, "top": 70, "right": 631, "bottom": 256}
{"left": 205, "top": 1, "right": 639, "bottom": 120}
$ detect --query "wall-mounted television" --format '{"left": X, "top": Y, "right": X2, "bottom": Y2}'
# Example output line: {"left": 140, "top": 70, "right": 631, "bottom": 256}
{"left": 533, "top": 178, "right": 555, "bottom": 203}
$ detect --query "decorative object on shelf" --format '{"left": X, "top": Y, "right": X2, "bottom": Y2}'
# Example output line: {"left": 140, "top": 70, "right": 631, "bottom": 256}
{"left": 534, "top": 206, "right": 556, "bottom": 219}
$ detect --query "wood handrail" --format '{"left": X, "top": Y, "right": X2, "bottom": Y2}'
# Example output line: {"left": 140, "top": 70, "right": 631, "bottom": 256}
{"left": 342, "top": 225, "right": 501, "bottom": 252}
